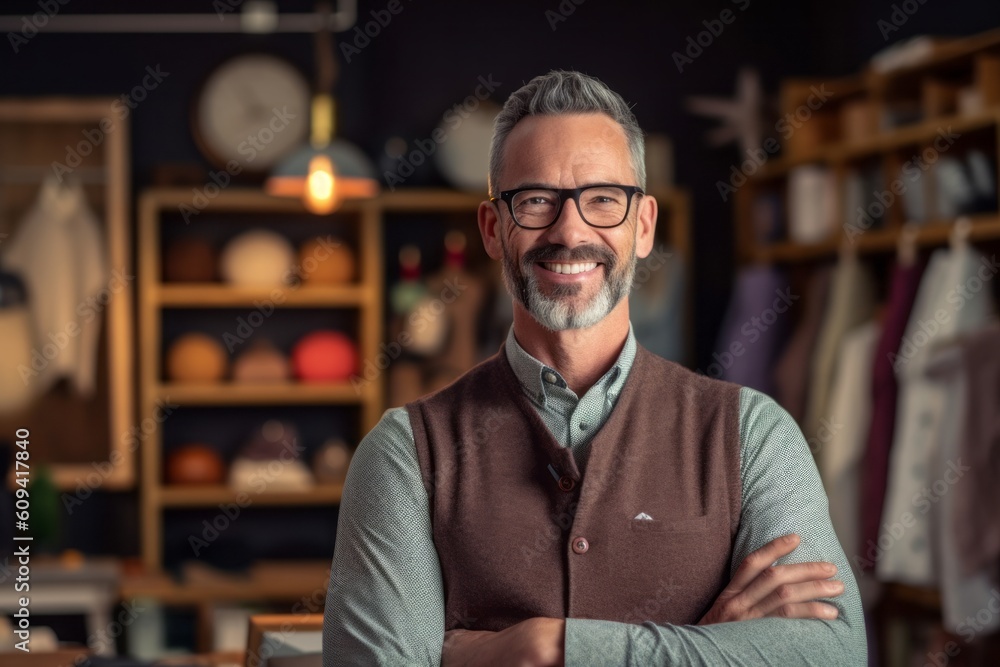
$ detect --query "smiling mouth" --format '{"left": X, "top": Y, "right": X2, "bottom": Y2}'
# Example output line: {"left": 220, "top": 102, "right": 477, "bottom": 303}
{"left": 538, "top": 261, "right": 600, "bottom": 275}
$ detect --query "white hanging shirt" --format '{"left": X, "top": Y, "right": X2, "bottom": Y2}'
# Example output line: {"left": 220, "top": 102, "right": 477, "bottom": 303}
{"left": 2, "top": 176, "right": 109, "bottom": 397}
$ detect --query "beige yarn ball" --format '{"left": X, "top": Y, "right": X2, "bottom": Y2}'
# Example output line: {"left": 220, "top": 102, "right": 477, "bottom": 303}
{"left": 166, "top": 333, "right": 228, "bottom": 383}
{"left": 219, "top": 229, "right": 295, "bottom": 287}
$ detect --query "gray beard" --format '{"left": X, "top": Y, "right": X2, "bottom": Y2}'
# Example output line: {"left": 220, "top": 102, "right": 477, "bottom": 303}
{"left": 500, "top": 239, "right": 637, "bottom": 331}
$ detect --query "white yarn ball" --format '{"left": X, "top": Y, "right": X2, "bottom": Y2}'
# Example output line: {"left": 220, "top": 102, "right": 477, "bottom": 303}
{"left": 219, "top": 230, "right": 295, "bottom": 287}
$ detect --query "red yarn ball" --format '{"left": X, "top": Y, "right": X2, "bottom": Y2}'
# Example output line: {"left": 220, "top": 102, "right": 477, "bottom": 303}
{"left": 292, "top": 331, "right": 358, "bottom": 382}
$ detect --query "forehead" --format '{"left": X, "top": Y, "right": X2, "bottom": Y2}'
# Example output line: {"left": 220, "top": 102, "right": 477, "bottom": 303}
{"left": 500, "top": 113, "right": 633, "bottom": 186}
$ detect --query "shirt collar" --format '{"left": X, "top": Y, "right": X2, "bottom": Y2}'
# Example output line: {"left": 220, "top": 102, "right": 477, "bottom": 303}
{"left": 503, "top": 324, "right": 637, "bottom": 406}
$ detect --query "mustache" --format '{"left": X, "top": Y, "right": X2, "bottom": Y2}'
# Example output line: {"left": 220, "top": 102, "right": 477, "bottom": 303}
{"left": 522, "top": 244, "right": 616, "bottom": 266}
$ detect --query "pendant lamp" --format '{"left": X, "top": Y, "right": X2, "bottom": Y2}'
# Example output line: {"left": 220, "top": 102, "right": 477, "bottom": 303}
{"left": 265, "top": 2, "right": 378, "bottom": 214}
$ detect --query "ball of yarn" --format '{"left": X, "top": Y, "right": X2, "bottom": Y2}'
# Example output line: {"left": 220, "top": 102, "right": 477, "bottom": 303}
{"left": 291, "top": 331, "right": 358, "bottom": 382}
{"left": 232, "top": 340, "right": 290, "bottom": 383}
{"left": 166, "top": 444, "right": 226, "bottom": 485}
{"left": 166, "top": 333, "right": 228, "bottom": 383}
{"left": 219, "top": 229, "right": 295, "bottom": 287}
{"left": 164, "top": 237, "right": 217, "bottom": 282}
{"left": 299, "top": 236, "right": 355, "bottom": 284}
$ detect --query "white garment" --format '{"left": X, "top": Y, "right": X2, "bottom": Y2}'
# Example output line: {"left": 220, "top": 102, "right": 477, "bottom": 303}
{"left": 925, "top": 338, "right": 1000, "bottom": 634}
{"left": 819, "top": 320, "right": 879, "bottom": 588}
{"left": 804, "top": 254, "right": 876, "bottom": 455}
{"left": 1, "top": 176, "right": 108, "bottom": 397}
{"left": 877, "top": 245, "right": 995, "bottom": 585}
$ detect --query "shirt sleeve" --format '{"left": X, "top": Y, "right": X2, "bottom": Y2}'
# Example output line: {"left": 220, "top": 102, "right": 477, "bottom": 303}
{"left": 563, "top": 386, "right": 868, "bottom": 666}
{"left": 323, "top": 408, "right": 445, "bottom": 666}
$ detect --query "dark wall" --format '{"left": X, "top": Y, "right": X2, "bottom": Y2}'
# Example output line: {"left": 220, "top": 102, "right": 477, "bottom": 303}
{"left": 2, "top": 0, "right": 999, "bottom": 385}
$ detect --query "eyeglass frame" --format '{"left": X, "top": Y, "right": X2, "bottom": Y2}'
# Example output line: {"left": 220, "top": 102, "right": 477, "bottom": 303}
{"left": 490, "top": 184, "right": 645, "bottom": 230}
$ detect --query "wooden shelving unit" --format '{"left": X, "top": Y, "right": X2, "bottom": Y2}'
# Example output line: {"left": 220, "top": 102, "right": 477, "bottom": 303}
{"left": 736, "top": 30, "right": 1000, "bottom": 263}
{"left": 138, "top": 188, "right": 386, "bottom": 574}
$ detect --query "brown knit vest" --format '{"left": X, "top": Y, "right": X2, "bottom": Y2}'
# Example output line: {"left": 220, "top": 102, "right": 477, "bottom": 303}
{"left": 406, "top": 344, "right": 742, "bottom": 631}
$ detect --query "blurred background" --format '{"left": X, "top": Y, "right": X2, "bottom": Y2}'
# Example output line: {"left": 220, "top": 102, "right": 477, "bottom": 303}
{"left": 1, "top": 0, "right": 1000, "bottom": 664}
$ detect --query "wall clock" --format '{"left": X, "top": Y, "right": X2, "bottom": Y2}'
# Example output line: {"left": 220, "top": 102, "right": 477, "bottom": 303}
{"left": 193, "top": 53, "right": 311, "bottom": 174}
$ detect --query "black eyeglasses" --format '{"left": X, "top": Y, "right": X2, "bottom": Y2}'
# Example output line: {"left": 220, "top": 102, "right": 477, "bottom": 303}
{"left": 491, "top": 185, "right": 644, "bottom": 229}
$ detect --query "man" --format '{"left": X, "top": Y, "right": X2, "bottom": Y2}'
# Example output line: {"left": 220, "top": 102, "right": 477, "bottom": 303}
{"left": 324, "top": 70, "right": 866, "bottom": 666}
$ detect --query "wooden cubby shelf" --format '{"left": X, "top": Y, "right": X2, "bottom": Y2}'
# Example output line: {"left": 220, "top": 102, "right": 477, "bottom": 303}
{"left": 155, "top": 284, "right": 372, "bottom": 307}
{"left": 154, "top": 382, "right": 366, "bottom": 405}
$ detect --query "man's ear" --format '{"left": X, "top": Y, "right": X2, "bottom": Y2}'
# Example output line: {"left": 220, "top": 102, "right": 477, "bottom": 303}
{"left": 634, "top": 193, "right": 658, "bottom": 260}
{"left": 478, "top": 200, "right": 504, "bottom": 261}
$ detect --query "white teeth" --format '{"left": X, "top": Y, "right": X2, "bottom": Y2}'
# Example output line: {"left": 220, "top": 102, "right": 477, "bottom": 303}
{"left": 541, "top": 261, "right": 598, "bottom": 275}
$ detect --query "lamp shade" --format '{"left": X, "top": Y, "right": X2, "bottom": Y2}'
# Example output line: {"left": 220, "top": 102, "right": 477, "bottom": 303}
{"left": 265, "top": 139, "right": 380, "bottom": 202}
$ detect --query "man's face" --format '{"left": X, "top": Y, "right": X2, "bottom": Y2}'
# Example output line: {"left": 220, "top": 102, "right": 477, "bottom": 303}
{"left": 486, "top": 113, "right": 651, "bottom": 331}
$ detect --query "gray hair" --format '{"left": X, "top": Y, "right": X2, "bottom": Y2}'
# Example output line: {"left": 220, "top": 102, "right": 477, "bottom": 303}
{"left": 488, "top": 70, "right": 646, "bottom": 197}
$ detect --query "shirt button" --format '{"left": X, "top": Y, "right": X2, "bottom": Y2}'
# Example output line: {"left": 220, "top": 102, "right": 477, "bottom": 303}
{"left": 543, "top": 370, "right": 558, "bottom": 384}
{"left": 572, "top": 537, "right": 589, "bottom": 554}
{"left": 558, "top": 476, "right": 576, "bottom": 492}
{"left": 578, "top": 423, "right": 588, "bottom": 430}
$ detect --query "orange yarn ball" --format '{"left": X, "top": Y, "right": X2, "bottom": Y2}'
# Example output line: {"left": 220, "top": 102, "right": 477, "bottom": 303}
{"left": 166, "top": 333, "right": 228, "bottom": 383}
{"left": 299, "top": 237, "right": 356, "bottom": 285}
{"left": 166, "top": 444, "right": 226, "bottom": 485}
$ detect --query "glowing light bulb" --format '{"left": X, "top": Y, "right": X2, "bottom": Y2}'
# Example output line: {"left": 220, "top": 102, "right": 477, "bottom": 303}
{"left": 305, "top": 154, "right": 338, "bottom": 214}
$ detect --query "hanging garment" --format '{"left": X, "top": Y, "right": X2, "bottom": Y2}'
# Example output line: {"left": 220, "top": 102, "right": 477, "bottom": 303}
{"left": 774, "top": 266, "right": 832, "bottom": 423}
{"left": 709, "top": 264, "right": 790, "bottom": 395}
{"left": 924, "top": 330, "right": 1000, "bottom": 634}
{"left": 629, "top": 247, "right": 686, "bottom": 364}
{"left": 877, "top": 245, "right": 995, "bottom": 586}
{"left": 1, "top": 176, "right": 109, "bottom": 397}
{"left": 952, "top": 324, "right": 1000, "bottom": 577}
{"left": 859, "top": 259, "right": 926, "bottom": 573}
{"left": 819, "top": 320, "right": 880, "bottom": 586}
{"left": 803, "top": 255, "right": 877, "bottom": 456}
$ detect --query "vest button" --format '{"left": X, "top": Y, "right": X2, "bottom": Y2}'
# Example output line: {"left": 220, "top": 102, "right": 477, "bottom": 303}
{"left": 572, "top": 537, "right": 589, "bottom": 554}
{"left": 558, "top": 476, "right": 576, "bottom": 492}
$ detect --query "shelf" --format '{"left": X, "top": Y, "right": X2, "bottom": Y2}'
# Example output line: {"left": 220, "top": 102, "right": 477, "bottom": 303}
{"left": 756, "top": 109, "right": 1000, "bottom": 179}
{"left": 155, "top": 283, "right": 371, "bottom": 307}
{"left": 121, "top": 559, "right": 332, "bottom": 605}
{"left": 159, "top": 484, "right": 344, "bottom": 507}
{"left": 155, "top": 382, "right": 365, "bottom": 405}
{"left": 751, "top": 214, "right": 1000, "bottom": 263}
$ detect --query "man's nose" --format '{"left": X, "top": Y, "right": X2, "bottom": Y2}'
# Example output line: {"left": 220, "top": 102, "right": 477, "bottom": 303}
{"left": 542, "top": 196, "right": 592, "bottom": 247}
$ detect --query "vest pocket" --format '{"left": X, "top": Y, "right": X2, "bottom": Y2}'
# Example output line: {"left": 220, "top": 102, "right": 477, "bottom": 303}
{"left": 630, "top": 514, "right": 712, "bottom": 533}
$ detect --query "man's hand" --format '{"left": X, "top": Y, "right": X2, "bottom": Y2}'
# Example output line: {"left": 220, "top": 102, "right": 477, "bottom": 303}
{"left": 443, "top": 617, "right": 565, "bottom": 667}
{"left": 698, "top": 533, "right": 843, "bottom": 624}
